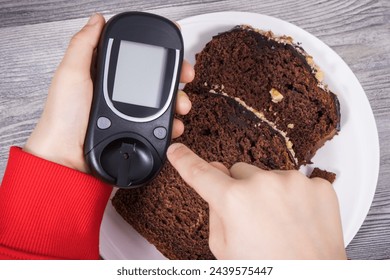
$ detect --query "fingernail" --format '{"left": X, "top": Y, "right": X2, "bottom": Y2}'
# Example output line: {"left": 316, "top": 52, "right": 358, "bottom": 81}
{"left": 87, "top": 13, "right": 100, "bottom": 25}
{"left": 178, "top": 90, "right": 191, "bottom": 107}
{"left": 167, "top": 143, "right": 183, "bottom": 156}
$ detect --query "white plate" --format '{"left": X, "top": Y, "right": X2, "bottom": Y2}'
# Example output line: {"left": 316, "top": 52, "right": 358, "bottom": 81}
{"left": 100, "top": 12, "right": 380, "bottom": 259}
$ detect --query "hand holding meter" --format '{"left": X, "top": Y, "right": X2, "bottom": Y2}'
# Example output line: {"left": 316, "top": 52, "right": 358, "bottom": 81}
{"left": 84, "top": 12, "right": 183, "bottom": 188}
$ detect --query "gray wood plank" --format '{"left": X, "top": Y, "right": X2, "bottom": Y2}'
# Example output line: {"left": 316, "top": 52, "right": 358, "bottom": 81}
{"left": 0, "top": 0, "right": 389, "bottom": 259}
{"left": 0, "top": 0, "right": 222, "bottom": 28}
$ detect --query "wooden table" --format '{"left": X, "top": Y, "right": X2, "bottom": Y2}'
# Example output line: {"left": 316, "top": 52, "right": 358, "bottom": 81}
{"left": 0, "top": 0, "right": 389, "bottom": 259}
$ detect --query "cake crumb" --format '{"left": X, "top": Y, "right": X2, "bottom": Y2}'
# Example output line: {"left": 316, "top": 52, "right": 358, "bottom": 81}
{"left": 270, "top": 88, "right": 284, "bottom": 103}
{"left": 286, "top": 140, "right": 293, "bottom": 149}
{"left": 287, "top": 123, "right": 295, "bottom": 129}
{"left": 315, "top": 70, "right": 324, "bottom": 82}
{"left": 310, "top": 167, "right": 336, "bottom": 184}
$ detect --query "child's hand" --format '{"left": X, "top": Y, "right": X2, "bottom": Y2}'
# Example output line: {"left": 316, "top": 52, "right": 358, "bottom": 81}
{"left": 167, "top": 143, "right": 347, "bottom": 260}
{"left": 24, "top": 14, "right": 194, "bottom": 173}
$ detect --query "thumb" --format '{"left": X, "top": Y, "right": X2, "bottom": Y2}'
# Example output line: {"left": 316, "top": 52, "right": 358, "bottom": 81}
{"left": 167, "top": 143, "right": 232, "bottom": 210}
{"left": 57, "top": 13, "right": 105, "bottom": 81}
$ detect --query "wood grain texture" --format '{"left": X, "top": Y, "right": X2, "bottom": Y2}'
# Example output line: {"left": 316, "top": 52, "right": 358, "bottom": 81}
{"left": 0, "top": 0, "right": 389, "bottom": 259}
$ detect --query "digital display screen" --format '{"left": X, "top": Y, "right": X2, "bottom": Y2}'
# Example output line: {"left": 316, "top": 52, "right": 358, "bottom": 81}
{"left": 112, "top": 40, "right": 168, "bottom": 108}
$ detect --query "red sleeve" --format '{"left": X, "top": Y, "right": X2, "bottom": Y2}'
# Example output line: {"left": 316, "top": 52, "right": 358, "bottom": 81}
{"left": 0, "top": 147, "right": 113, "bottom": 259}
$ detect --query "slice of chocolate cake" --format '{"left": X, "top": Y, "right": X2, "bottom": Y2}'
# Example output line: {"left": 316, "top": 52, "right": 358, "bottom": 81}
{"left": 112, "top": 92, "right": 297, "bottom": 260}
{"left": 184, "top": 26, "right": 340, "bottom": 165}
{"left": 112, "top": 25, "right": 341, "bottom": 260}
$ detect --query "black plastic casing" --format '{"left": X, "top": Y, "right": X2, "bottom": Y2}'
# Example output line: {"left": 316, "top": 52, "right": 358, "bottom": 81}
{"left": 84, "top": 12, "right": 183, "bottom": 188}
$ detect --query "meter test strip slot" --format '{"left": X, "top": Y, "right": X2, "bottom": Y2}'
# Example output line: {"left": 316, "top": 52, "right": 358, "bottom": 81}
{"left": 84, "top": 12, "right": 184, "bottom": 188}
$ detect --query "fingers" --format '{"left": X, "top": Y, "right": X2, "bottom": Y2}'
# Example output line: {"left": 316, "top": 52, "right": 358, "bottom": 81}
{"left": 229, "top": 162, "right": 264, "bottom": 180}
{"left": 180, "top": 60, "right": 195, "bottom": 83}
{"left": 175, "top": 90, "right": 192, "bottom": 115}
{"left": 173, "top": 91, "right": 191, "bottom": 139}
{"left": 173, "top": 21, "right": 181, "bottom": 30}
{"left": 175, "top": 19, "right": 194, "bottom": 84}
{"left": 167, "top": 143, "right": 232, "bottom": 207}
{"left": 58, "top": 13, "right": 193, "bottom": 85}
{"left": 174, "top": 22, "right": 195, "bottom": 83}
{"left": 210, "top": 162, "right": 231, "bottom": 176}
{"left": 171, "top": 119, "right": 184, "bottom": 139}
{"left": 173, "top": 20, "right": 195, "bottom": 84}
{"left": 58, "top": 13, "right": 105, "bottom": 81}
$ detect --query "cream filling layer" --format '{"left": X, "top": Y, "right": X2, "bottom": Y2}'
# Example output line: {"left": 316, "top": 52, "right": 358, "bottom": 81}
{"left": 208, "top": 87, "right": 298, "bottom": 165}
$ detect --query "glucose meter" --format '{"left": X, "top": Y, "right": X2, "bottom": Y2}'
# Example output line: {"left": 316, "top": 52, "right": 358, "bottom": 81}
{"left": 84, "top": 12, "right": 183, "bottom": 188}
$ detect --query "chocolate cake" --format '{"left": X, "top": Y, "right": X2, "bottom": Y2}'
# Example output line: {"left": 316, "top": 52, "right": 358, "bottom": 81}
{"left": 112, "top": 25, "right": 341, "bottom": 260}
{"left": 310, "top": 167, "right": 336, "bottom": 184}
{"left": 185, "top": 26, "right": 340, "bottom": 166}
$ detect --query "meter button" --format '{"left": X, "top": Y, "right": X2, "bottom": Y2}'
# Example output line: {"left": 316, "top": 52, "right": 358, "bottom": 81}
{"left": 97, "top": 117, "right": 111, "bottom": 129}
{"left": 153, "top": 127, "right": 167, "bottom": 139}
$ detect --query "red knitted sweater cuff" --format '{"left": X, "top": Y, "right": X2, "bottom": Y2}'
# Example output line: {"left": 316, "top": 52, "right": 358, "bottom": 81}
{"left": 0, "top": 147, "right": 113, "bottom": 259}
